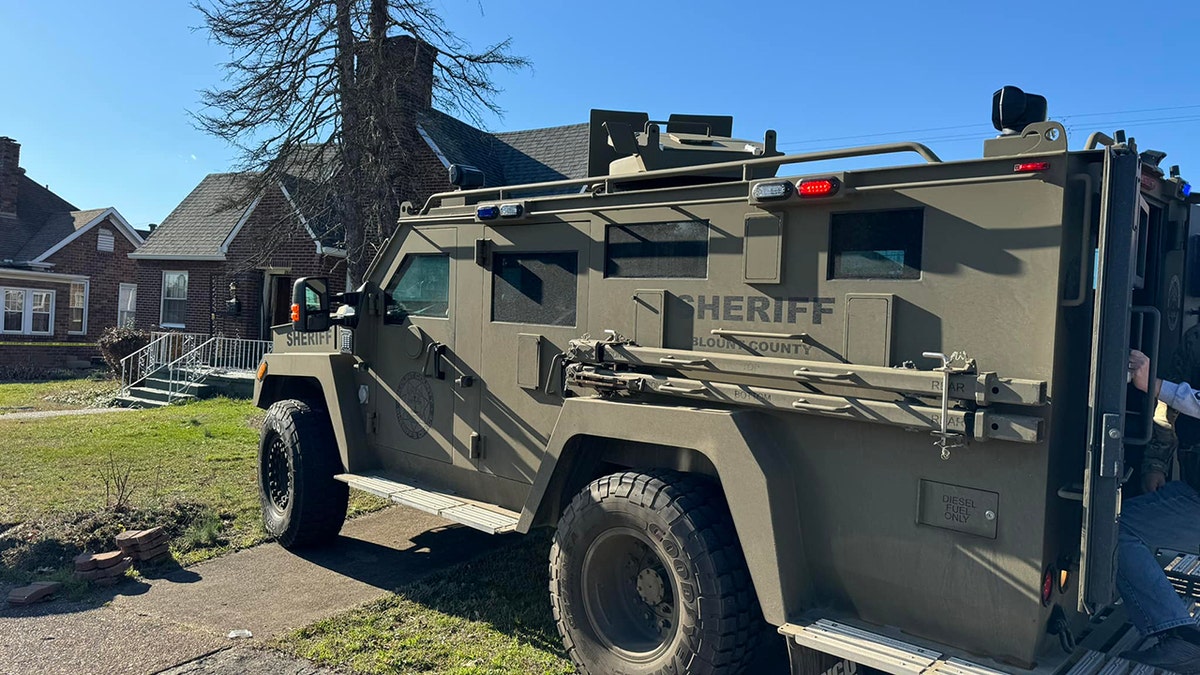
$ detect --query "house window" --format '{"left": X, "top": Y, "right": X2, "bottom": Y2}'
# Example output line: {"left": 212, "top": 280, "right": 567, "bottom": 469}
{"left": 97, "top": 229, "right": 115, "bottom": 252}
{"left": 118, "top": 284, "right": 137, "bottom": 328}
{"left": 1, "top": 287, "right": 55, "bottom": 336}
{"left": 492, "top": 251, "right": 578, "bottom": 326}
{"left": 3, "top": 290, "right": 22, "bottom": 332}
{"left": 161, "top": 271, "right": 188, "bottom": 327}
{"left": 68, "top": 282, "right": 87, "bottom": 334}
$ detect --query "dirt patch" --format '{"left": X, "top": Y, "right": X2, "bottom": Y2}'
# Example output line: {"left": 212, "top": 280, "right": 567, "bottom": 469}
{"left": 0, "top": 501, "right": 230, "bottom": 588}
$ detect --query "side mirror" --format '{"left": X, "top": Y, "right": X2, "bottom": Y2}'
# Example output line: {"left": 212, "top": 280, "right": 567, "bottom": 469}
{"left": 292, "top": 277, "right": 331, "bottom": 332}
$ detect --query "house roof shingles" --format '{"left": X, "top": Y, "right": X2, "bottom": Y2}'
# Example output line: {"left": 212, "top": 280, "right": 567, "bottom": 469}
{"left": 0, "top": 174, "right": 78, "bottom": 262}
{"left": 139, "top": 111, "right": 591, "bottom": 260}
{"left": 417, "top": 109, "right": 589, "bottom": 187}
{"left": 134, "top": 173, "right": 256, "bottom": 259}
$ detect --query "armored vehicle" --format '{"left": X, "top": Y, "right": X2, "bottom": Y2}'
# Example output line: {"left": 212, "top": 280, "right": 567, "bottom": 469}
{"left": 254, "top": 86, "right": 1200, "bottom": 674}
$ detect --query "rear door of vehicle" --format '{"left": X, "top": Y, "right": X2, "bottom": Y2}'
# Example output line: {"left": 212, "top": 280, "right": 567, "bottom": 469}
{"left": 1079, "top": 144, "right": 1155, "bottom": 612}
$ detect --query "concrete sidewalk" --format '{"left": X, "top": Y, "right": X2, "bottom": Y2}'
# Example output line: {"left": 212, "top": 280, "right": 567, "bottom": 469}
{"left": 0, "top": 407, "right": 132, "bottom": 420}
{"left": 0, "top": 506, "right": 506, "bottom": 675}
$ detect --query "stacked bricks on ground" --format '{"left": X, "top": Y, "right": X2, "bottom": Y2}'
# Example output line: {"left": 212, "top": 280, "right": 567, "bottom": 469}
{"left": 74, "top": 549, "right": 132, "bottom": 584}
{"left": 116, "top": 526, "right": 171, "bottom": 563}
{"left": 6, "top": 581, "right": 63, "bottom": 606}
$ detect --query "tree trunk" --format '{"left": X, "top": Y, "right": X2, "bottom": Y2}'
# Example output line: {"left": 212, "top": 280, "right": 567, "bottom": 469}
{"left": 335, "top": 0, "right": 366, "bottom": 285}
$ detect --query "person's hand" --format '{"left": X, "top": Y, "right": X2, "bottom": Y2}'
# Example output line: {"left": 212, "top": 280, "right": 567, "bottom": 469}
{"left": 1129, "top": 349, "right": 1152, "bottom": 393}
{"left": 1142, "top": 470, "right": 1167, "bottom": 493}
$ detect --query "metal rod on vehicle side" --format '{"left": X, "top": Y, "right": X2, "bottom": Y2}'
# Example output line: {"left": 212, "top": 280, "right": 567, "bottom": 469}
{"left": 586, "top": 343, "right": 1047, "bottom": 406}
{"left": 710, "top": 328, "right": 809, "bottom": 341}
{"left": 566, "top": 367, "right": 1042, "bottom": 444}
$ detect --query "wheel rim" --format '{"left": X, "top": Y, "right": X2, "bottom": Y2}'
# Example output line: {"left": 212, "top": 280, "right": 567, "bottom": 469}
{"left": 580, "top": 526, "right": 680, "bottom": 661}
{"left": 262, "top": 432, "right": 292, "bottom": 514}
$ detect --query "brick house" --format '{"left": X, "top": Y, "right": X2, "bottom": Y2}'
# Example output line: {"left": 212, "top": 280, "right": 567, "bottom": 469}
{"left": 0, "top": 136, "right": 143, "bottom": 368}
{"left": 130, "top": 35, "right": 590, "bottom": 341}
{"left": 128, "top": 173, "right": 347, "bottom": 340}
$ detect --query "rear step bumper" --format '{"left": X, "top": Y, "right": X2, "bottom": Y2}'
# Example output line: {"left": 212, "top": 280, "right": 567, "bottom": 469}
{"left": 334, "top": 473, "right": 519, "bottom": 535}
{"left": 780, "top": 619, "right": 1170, "bottom": 675}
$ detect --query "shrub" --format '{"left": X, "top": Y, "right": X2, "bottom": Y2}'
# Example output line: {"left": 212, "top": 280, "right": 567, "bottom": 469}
{"left": 97, "top": 326, "right": 151, "bottom": 373}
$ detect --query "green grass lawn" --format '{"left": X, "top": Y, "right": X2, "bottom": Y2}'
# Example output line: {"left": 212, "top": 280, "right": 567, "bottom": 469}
{"left": 279, "top": 532, "right": 575, "bottom": 675}
{"left": 0, "top": 375, "right": 121, "bottom": 413}
{"left": 0, "top": 397, "right": 385, "bottom": 584}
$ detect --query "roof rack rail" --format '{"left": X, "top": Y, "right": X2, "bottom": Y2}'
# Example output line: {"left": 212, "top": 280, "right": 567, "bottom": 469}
{"left": 416, "top": 141, "right": 941, "bottom": 215}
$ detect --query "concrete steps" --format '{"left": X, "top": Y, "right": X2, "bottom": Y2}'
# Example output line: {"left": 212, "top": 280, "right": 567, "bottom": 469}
{"left": 117, "top": 372, "right": 208, "bottom": 408}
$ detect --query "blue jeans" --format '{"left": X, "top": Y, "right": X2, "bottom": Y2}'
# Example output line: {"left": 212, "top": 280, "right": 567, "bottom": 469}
{"left": 1118, "top": 481, "right": 1200, "bottom": 635}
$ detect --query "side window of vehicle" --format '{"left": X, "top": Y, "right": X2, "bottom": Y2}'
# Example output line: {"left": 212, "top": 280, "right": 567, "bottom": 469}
{"left": 828, "top": 208, "right": 924, "bottom": 280}
{"left": 384, "top": 254, "right": 450, "bottom": 323}
{"left": 605, "top": 220, "right": 708, "bottom": 278}
{"left": 492, "top": 251, "right": 578, "bottom": 326}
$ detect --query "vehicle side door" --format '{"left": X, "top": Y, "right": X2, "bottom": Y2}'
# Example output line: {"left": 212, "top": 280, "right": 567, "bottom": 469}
{"left": 475, "top": 221, "right": 591, "bottom": 484}
{"left": 369, "top": 227, "right": 460, "bottom": 466}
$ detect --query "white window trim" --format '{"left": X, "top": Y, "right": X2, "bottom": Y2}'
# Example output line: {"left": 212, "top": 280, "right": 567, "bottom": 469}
{"left": 160, "top": 270, "right": 188, "bottom": 329}
{"left": 118, "top": 283, "right": 137, "bottom": 328}
{"left": 67, "top": 280, "right": 89, "bottom": 336}
{"left": 1, "top": 286, "right": 56, "bottom": 336}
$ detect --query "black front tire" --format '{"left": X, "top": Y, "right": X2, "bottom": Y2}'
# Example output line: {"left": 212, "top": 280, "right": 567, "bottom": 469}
{"left": 550, "top": 471, "right": 763, "bottom": 675}
{"left": 258, "top": 399, "right": 348, "bottom": 549}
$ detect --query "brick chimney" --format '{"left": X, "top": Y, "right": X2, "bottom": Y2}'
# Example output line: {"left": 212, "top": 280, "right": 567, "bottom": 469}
{"left": 375, "top": 35, "right": 436, "bottom": 118}
{"left": 0, "top": 137, "right": 20, "bottom": 218}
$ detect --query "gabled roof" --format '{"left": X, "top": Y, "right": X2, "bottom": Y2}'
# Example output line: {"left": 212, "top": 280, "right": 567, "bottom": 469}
{"left": 416, "top": 109, "right": 590, "bottom": 187}
{"left": 131, "top": 170, "right": 344, "bottom": 261}
{"left": 0, "top": 172, "right": 142, "bottom": 266}
{"left": 130, "top": 173, "right": 257, "bottom": 260}
{"left": 28, "top": 208, "right": 143, "bottom": 263}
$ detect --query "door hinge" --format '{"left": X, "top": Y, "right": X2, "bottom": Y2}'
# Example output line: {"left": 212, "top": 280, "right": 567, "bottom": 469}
{"left": 369, "top": 412, "right": 378, "bottom": 434}
{"left": 475, "top": 238, "right": 493, "bottom": 268}
{"left": 470, "top": 432, "right": 485, "bottom": 459}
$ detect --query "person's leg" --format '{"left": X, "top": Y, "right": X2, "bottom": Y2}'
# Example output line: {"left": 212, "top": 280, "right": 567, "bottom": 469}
{"left": 1116, "top": 482, "right": 1200, "bottom": 672}
{"left": 1116, "top": 528, "right": 1195, "bottom": 635}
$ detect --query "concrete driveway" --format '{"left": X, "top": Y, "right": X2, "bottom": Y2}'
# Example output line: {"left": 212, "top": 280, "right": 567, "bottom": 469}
{"left": 0, "top": 506, "right": 506, "bottom": 675}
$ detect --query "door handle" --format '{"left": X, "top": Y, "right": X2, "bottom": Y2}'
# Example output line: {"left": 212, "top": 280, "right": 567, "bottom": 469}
{"left": 1125, "top": 306, "right": 1161, "bottom": 445}
{"left": 423, "top": 341, "right": 447, "bottom": 380}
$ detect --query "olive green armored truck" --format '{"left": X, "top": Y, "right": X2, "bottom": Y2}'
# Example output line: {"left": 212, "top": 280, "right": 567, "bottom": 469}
{"left": 253, "top": 86, "right": 1200, "bottom": 674}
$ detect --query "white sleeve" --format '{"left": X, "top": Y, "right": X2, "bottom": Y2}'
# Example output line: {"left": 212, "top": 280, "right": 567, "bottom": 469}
{"left": 1159, "top": 380, "right": 1200, "bottom": 419}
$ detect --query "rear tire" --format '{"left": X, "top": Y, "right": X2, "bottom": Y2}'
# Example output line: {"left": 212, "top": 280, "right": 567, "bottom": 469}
{"left": 258, "top": 399, "right": 348, "bottom": 549}
{"left": 550, "top": 470, "right": 763, "bottom": 675}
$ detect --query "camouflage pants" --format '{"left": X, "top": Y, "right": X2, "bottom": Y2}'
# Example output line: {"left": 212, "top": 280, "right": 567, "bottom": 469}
{"left": 1148, "top": 402, "right": 1200, "bottom": 487}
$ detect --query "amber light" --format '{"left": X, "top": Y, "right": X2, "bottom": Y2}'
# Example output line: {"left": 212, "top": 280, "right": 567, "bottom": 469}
{"left": 798, "top": 177, "right": 841, "bottom": 198}
{"left": 1014, "top": 161, "right": 1050, "bottom": 173}
{"left": 256, "top": 361, "right": 268, "bottom": 381}
{"left": 1058, "top": 568, "right": 1070, "bottom": 593}
{"left": 290, "top": 303, "right": 300, "bottom": 322}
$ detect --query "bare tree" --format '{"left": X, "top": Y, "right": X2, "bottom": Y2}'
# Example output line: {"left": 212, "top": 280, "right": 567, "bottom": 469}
{"left": 194, "top": 0, "right": 528, "bottom": 282}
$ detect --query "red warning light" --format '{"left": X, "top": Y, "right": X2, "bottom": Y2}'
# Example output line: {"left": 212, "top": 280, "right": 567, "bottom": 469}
{"left": 1041, "top": 568, "right": 1054, "bottom": 606}
{"left": 798, "top": 177, "right": 841, "bottom": 198}
{"left": 1014, "top": 161, "right": 1050, "bottom": 173}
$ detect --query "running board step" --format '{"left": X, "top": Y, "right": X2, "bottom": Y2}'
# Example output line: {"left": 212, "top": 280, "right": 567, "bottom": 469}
{"left": 779, "top": 620, "right": 1006, "bottom": 675}
{"left": 781, "top": 620, "right": 1180, "bottom": 675}
{"left": 334, "top": 473, "right": 519, "bottom": 534}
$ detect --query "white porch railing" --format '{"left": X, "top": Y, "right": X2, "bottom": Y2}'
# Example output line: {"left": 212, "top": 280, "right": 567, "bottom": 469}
{"left": 164, "top": 337, "right": 274, "bottom": 400}
{"left": 119, "top": 331, "right": 208, "bottom": 393}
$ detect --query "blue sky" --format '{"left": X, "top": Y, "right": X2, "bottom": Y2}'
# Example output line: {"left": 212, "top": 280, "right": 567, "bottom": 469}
{"left": 1, "top": 0, "right": 1195, "bottom": 227}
